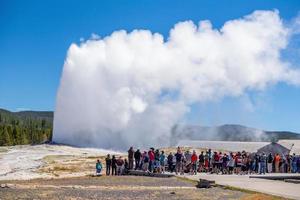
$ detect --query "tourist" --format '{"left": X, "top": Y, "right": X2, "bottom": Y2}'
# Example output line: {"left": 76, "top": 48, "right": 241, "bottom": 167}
{"left": 154, "top": 149, "right": 161, "bottom": 173}
{"left": 128, "top": 146, "right": 134, "bottom": 170}
{"left": 297, "top": 155, "right": 300, "bottom": 173}
{"left": 124, "top": 158, "right": 129, "bottom": 174}
{"left": 96, "top": 159, "right": 102, "bottom": 176}
{"left": 142, "top": 151, "right": 149, "bottom": 172}
{"left": 116, "top": 156, "right": 124, "bottom": 175}
{"left": 160, "top": 151, "right": 166, "bottom": 173}
{"left": 253, "top": 154, "right": 259, "bottom": 173}
{"left": 284, "top": 155, "right": 290, "bottom": 173}
{"left": 167, "top": 152, "right": 174, "bottom": 173}
{"left": 191, "top": 150, "right": 198, "bottom": 175}
{"left": 198, "top": 151, "right": 204, "bottom": 172}
{"left": 267, "top": 153, "right": 273, "bottom": 173}
{"left": 249, "top": 154, "right": 255, "bottom": 174}
{"left": 235, "top": 152, "right": 242, "bottom": 174}
{"left": 175, "top": 147, "right": 183, "bottom": 175}
{"left": 148, "top": 148, "right": 155, "bottom": 172}
{"left": 227, "top": 153, "right": 235, "bottom": 174}
{"left": 259, "top": 153, "right": 267, "bottom": 174}
{"left": 111, "top": 155, "right": 117, "bottom": 176}
{"left": 185, "top": 150, "right": 192, "bottom": 166}
{"left": 221, "top": 153, "right": 228, "bottom": 174}
{"left": 275, "top": 153, "right": 281, "bottom": 173}
{"left": 291, "top": 153, "right": 298, "bottom": 173}
{"left": 134, "top": 149, "right": 141, "bottom": 170}
{"left": 211, "top": 152, "right": 218, "bottom": 173}
{"left": 208, "top": 149, "right": 212, "bottom": 170}
{"left": 105, "top": 154, "right": 112, "bottom": 175}
{"left": 240, "top": 154, "right": 247, "bottom": 175}
{"left": 204, "top": 151, "right": 210, "bottom": 172}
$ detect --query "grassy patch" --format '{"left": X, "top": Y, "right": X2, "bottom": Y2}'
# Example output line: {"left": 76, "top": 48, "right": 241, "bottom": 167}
{"left": 43, "top": 155, "right": 74, "bottom": 162}
{"left": 218, "top": 185, "right": 288, "bottom": 200}
{"left": 217, "top": 184, "right": 257, "bottom": 194}
{"left": 241, "top": 193, "right": 288, "bottom": 200}
{"left": 0, "top": 147, "right": 8, "bottom": 153}
{"left": 175, "top": 176, "right": 199, "bottom": 186}
{"left": 52, "top": 165, "right": 76, "bottom": 171}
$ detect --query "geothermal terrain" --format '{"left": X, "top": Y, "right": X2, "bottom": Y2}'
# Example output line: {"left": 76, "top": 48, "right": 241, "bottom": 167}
{"left": 0, "top": 144, "right": 120, "bottom": 180}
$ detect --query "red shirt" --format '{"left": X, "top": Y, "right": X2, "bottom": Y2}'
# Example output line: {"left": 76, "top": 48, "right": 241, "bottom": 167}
{"left": 148, "top": 151, "right": 155, "bottom": 161}
{"left": 191, "top": 154, "right": 197, "bottom": 163}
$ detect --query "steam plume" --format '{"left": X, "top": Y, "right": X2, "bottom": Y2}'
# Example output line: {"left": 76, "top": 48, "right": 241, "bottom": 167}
{"left": 53, "top": 10, "right": 300, "bottom": 149}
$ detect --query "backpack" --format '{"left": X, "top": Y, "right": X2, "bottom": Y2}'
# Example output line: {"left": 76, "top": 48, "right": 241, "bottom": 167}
{"left": 96, "top": 163, "right": 102, "bottom": 170}
{"left": 144, "top": 156, "right": 149, "bottom": 163}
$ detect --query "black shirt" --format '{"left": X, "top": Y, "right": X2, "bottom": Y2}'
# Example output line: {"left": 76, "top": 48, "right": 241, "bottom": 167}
{"left": 106, "top": 157, "right": 112, "bottom": 165}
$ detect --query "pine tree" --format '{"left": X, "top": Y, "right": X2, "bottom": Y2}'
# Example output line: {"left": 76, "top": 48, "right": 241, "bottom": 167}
{"left": 12, "top": 126, "right": 19, "bottom": 145}
{"left": 2, "top": 126, "right": 12, "bottom": 146}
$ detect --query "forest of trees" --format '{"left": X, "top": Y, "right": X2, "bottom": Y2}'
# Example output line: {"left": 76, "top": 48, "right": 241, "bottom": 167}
{"left": 0, "top": 108, "right": 53, "bottom": 146}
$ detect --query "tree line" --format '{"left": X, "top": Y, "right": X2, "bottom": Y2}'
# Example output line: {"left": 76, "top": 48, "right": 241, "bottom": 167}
{"left": 0, "top": 109, "right": 53, "bottom": 146}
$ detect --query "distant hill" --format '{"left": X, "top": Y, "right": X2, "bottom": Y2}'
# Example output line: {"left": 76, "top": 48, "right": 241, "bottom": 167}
{"left": 1, "top": 107, "right": 299, "bottom": 146}
{"left": 0, "top": 108, "right": 53, "bottom": 146}
{"left": 0, "top": 108, "right": 53, "bottom": 121}
{"left": 171, "top": 124, "right": 300, "bottom": 145}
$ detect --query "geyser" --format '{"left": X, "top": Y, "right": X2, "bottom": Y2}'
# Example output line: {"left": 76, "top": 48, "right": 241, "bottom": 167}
{"left": 53, "top": 10, "right": 300, "bottom": 150}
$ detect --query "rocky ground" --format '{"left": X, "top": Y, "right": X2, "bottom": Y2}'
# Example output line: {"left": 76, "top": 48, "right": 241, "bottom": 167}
{"left": 0, "top": 176, "right": 284, "bottom": 200}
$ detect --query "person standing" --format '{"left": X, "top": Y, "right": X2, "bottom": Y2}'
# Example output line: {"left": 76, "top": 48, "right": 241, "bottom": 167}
{"left": 292, "top": 153, "right": 298, "bottom": 173}
{"left": 148, "top": 148, "right": 155, "bottom": 172}
{"left": 185, "top": 150, "right": 192, "bottom": 166}
{"left": 116, "top": 156, "right": 124, "bottom": 175}
{"left": 160, "top": 151, "right": 166, "bottom": 173}
{"left": 198, "top": 151, "right": 204, "bottom": 172}
{"left": 285, "top": 155, "right": 290, "bottom": 173}
{"left": 124, "top": 159, "right": 129, "bottom": 174}
{"left": 167, "top": 152, "right": 174, "bottom": 173}
{"left": 128, "top": 147, "right": 134, "bottom": 170}
{"left": 267, "top": 153, "right": 273, "bottom": 173}
{"left": 259, "top": 153, "right": 267, "bottom": 174}
{"left": 222, "top": 153, "right": 229, "bottom": 174}
{"left": 208, "top": 149, "right": 212, "bottom": 171}
{"left": 191, "top": 150, "right": 198, "bottom": 175}
{"left": 105, "top": 154, "right": 112, "bottom": 175}
{"left": 154, "top": 149, "right": 161, "bottom": 173}
{"left": 96, "top": 160, "right": 102, "bottom": 176}
{"left": 142, "top": 151, "right": 149, "bottom": 171}
{"left": 204, "top": 151, "right": 210, "bottom": 172}
{"left": 297, "top": 155, "right": 300, "bottom": 173}
{"left": 175, "top": 147, "right": 183, "bottom": 175}
{"left": 227, "top": 153, "right": 235, "bottom": 174}
{"left": 111, "top": 155, "right": 117, "bottom": 176}
{"left": 274, "top": 154, "right": 281, "bottom": 173}
{"left": 134, "top": 149, "right": 141, "bottom": 170}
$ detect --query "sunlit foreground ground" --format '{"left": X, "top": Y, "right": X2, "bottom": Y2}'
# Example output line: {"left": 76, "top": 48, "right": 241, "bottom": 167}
{"left": 0, "top": 144, "right": 292, "bottom": 199}
{"left": 0, "top": 176, "right": 285, "bottom": 200}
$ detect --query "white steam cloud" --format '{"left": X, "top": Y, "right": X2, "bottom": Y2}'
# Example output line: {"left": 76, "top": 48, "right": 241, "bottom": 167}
{"left": 53, "top": 10, "right": 300, "bottom": 149}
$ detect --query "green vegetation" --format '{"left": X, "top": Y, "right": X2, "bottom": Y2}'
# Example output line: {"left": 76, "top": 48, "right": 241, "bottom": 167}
{"left": 0, "top": 108, "right": 53, "bottom": 146}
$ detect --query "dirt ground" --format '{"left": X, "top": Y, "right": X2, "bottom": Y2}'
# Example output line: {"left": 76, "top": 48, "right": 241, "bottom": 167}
{"left": 0, "top": 176, "right": 285, "bottom": 200}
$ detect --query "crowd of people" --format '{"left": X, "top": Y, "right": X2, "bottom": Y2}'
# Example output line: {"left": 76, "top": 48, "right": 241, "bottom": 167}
{"left": 96, "top": 146, "right": 300, "bottom": 176}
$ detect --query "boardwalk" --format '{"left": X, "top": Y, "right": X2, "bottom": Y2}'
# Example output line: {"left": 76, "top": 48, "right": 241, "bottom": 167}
{"left": 182, "top": 173, "right": 300, "bottom": 200}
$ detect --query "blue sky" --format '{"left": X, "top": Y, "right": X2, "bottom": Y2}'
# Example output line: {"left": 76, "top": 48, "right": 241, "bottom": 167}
{"left": 1, "top": 0, "right": 300, "bottom": 132}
